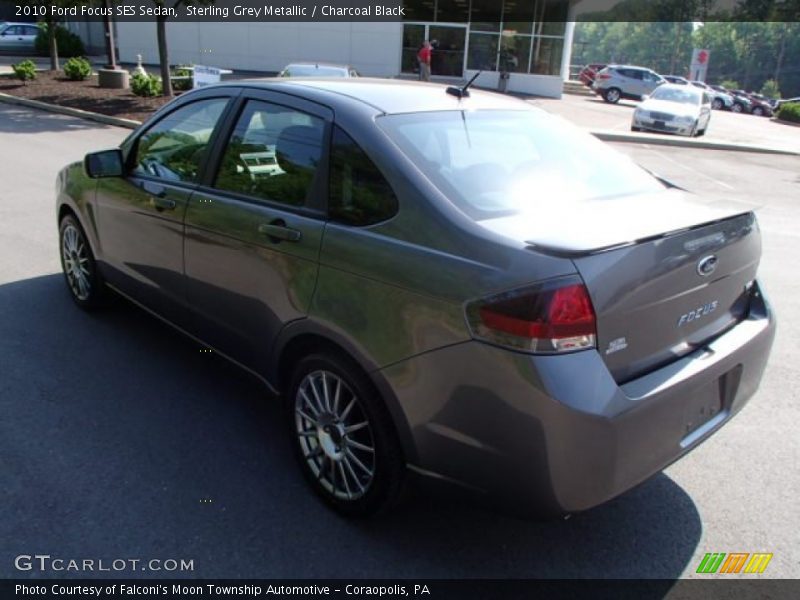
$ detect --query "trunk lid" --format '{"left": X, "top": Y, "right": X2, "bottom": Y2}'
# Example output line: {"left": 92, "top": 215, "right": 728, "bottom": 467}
{"left": 574, "top": 211, "right": 758, "bottom": 382}
{"left": 480, "top": 189, "right": 761, "bottom": 383}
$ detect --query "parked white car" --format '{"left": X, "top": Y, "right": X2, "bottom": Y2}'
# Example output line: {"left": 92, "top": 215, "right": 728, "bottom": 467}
{"left": 278, "top": 63, "right": 360, "bottom": 78}
{"left": 632, "top": 84, "right": 713, "bottom": 137}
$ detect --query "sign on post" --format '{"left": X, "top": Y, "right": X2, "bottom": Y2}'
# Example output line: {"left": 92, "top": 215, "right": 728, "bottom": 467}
{"left": 192, "top": 65, "right": 232, "bottom": 89}
{"left": 690, "top": 49, "right": 710, "bottom": 82}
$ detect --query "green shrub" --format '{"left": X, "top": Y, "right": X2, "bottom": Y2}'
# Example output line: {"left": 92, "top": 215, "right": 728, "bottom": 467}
{"left": 35, "top": 24, "right": 86, "bottom": 58}
{"left": 777, "top": 102, "right": 800, "bottom": 123}
{"left": 63, "top": 57, "right": 92, "bottom": 81}
{"left": 12, "top": 60, "right": 37, "bottom": 82}
{"left": 719, "top": 79, "right": 740, "bottom": 91}
{"left": 131, "top": 72, "right": 162, "bottom": 97}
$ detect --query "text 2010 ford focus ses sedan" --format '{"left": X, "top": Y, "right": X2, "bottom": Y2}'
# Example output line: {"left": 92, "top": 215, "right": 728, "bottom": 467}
{"left": 56, "top": 79, "right": 775, "bottom": 517}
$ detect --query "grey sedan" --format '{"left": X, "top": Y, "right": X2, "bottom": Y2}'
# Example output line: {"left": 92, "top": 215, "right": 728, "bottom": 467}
{"left": 56, "top": 79, "right": 775, "bottom": 517}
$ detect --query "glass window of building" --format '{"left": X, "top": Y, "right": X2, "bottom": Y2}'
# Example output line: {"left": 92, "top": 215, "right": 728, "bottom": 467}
{"left": 529, "top": 36, "right": 563, "bottom": 75}
{"left": 467, "top": 32, "right": 499, "bottom": 71}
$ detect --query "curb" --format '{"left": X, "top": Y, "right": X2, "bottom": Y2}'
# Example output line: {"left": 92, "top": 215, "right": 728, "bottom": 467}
{"left": 0, "top": 92, "right": 140, "bottom": 129}
{"left": 590, "top": 129, "right": 799, "bottom": 156}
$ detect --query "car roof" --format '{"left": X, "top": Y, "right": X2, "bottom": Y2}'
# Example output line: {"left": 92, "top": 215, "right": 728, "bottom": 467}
{"left": 231, "top": 78, "right": 533, "bottom": 115}
{"left": 283, "top": 63, "right": 350, "bottom": 69}
{"left": 608, "top": 65, "right": 655, "bottom": 71}
{"left": 1, "top": 22, "right": 37, "bottom": 27}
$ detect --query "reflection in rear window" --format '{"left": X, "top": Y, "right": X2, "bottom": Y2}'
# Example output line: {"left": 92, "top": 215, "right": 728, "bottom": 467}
{"left": 379, "top": 110, "right": 665, "bottom": 219}
{"left": 283, "top": 65, "right": 347, "bottom": 77}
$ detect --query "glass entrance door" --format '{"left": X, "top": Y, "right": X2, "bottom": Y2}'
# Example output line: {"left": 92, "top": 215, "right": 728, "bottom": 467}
{"left": 429, "top": 25, "right": 467, "bottom": 77}
{"left": 401, "top": 23, "right": 467, "bottom": 78}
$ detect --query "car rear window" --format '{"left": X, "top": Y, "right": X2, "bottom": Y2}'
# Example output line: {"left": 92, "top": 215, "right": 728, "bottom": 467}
{"left": 283, "top": 65, "right": 346, "bottom": 77}
{"left": 378, "top": 110, "right": 664, "bottom": 220}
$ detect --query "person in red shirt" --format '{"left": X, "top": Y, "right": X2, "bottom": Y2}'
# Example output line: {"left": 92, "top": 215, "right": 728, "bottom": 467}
{"left": 417, "top": 40, "right": 432, "bottom": 82}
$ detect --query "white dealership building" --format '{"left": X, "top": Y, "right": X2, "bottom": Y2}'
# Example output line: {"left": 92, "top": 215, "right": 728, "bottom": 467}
{"left": 73, "top": 1, "right": 579, "bottom": 98}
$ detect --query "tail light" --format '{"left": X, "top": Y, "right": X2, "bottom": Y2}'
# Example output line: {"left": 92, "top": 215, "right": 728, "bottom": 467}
{"left": 596, "top": 73, "right": 611, "bottom": 80}
{"left": 465, "top": 277, "right": 597, "bottom": 354}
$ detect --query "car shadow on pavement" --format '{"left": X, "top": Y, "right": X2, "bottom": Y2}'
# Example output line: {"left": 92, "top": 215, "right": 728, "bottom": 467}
{"left": 0, "top": 103, "right": 113, "bottom": 133}
{"left": 1, "top": 274, "right": 702, "bottom": 580}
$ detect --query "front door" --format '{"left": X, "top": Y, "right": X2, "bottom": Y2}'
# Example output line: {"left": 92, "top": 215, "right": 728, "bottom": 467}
{"left": 182, "top": 91, "right": 331, "bottom": 372}
{"left": 95, "top": 95, "right": 233, "bottom": 323}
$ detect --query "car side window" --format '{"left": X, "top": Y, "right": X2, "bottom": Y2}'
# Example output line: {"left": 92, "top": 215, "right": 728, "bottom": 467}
{"left": 25, "top": 26, "right": 39, "bottom": 36}
{"left": 214, "top": 100, "right": 325, "bottom": 208}
{"left": 329, "top": 126, "right": 398, "bottom": 226}
{"left": 132, "top": 98, "right": 227, "bottom": 183}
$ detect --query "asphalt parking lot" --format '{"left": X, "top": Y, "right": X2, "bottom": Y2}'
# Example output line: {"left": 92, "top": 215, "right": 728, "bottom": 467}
{"left": 1, "top": 104, "right": 798, "bottom": 579}
{"left": 529, "top": 92, "right": 800, "bottom": 154}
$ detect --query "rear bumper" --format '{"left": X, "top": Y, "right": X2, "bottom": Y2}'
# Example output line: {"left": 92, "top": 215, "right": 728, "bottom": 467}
{"left": 382, "top": 287, "right": 775, "bottom": 514}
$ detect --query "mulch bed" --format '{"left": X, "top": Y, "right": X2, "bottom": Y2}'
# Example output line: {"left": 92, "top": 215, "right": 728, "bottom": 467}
{"left": 0, "top": 70, "right": 170, "bottom": 122}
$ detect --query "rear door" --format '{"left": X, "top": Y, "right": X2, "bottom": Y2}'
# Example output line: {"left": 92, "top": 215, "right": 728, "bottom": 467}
{"left": 182, "top": 89, "right": 331, "bottom": 371}
{"left": 642, "top": 70, "right": 664, "bottom": 96}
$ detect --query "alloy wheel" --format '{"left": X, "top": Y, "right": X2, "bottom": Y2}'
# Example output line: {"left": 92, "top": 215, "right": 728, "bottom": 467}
{"left": 294, "top": 370, "right": 376, "bottom": 501}
{"left": 605, "top": 88, "right": 620, "bottom": 103}
{"left": 61, "top": 223, "right": 92, "bottom": 301}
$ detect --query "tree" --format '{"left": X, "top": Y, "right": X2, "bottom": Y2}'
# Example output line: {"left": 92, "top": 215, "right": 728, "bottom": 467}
{"left": 143, "top": 0, "right": 215, "bottom": 97}
{"left": 760, "top": 79, "right": 781, "bottom": 98}
{"left": 14, "top": 0, "right": 88, "bottom": 70}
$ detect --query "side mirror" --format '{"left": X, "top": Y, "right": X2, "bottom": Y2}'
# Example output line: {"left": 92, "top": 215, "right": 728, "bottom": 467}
{"left": 84, "top": 149, "right": 124, "bottom": 178}
{"left": 641, "top": 94, "right": 649, "bottom": 101}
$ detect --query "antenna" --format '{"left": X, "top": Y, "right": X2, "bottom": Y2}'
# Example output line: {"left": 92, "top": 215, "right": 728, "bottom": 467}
{"left": 446, "top": 71, "right": 482, "bottom": 99}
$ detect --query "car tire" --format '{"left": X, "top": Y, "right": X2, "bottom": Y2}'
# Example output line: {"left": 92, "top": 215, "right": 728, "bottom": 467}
{"left": 732, "top": 103, "right": 743, "bottom": 113}
{"left": 59, "top": 214, "right": 108, "bottom": 310}
{"left": 753, "top": 106, "right": 764, "bottom": 116}
{"left": 603, "top": 87, "right": 621, "bottom": 103}
{"left": 712, "top": 98, "right": 723, "bottom": 110}
{"left": 287, "top": 352, "right": 405, "bottom": 517}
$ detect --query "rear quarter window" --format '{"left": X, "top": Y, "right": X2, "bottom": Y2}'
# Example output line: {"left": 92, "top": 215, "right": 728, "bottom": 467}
{"left": 329, "top": 126, "right": 398, "bottom": 226}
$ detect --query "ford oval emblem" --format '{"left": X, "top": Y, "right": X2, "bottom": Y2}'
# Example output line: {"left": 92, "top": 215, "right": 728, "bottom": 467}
{"left": 697, "top": 255, "right": 718, "bottom": 277}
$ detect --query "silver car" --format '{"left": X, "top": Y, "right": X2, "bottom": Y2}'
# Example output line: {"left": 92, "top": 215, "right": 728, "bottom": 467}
{"left": 0, "top": 22, "right": 39, "bottom": 53}
{"left": 592, "top": 65, "right": 666, "bottom": 103}
{"left": 632, "top": 83, "right": 713, "bottom": 136}
{"left": 57, "top": 79, "right": 774, "bottom": 517}
{"left": 279, "top": 62, "right": 360, "bottom": 78}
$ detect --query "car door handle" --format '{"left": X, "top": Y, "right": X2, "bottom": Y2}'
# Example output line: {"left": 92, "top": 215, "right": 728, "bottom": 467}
{"left": 151, "top": 196, "right": 176, "bottom": 211}
{"left": 258, "top": 221, "right": 302, "bottom": 243}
